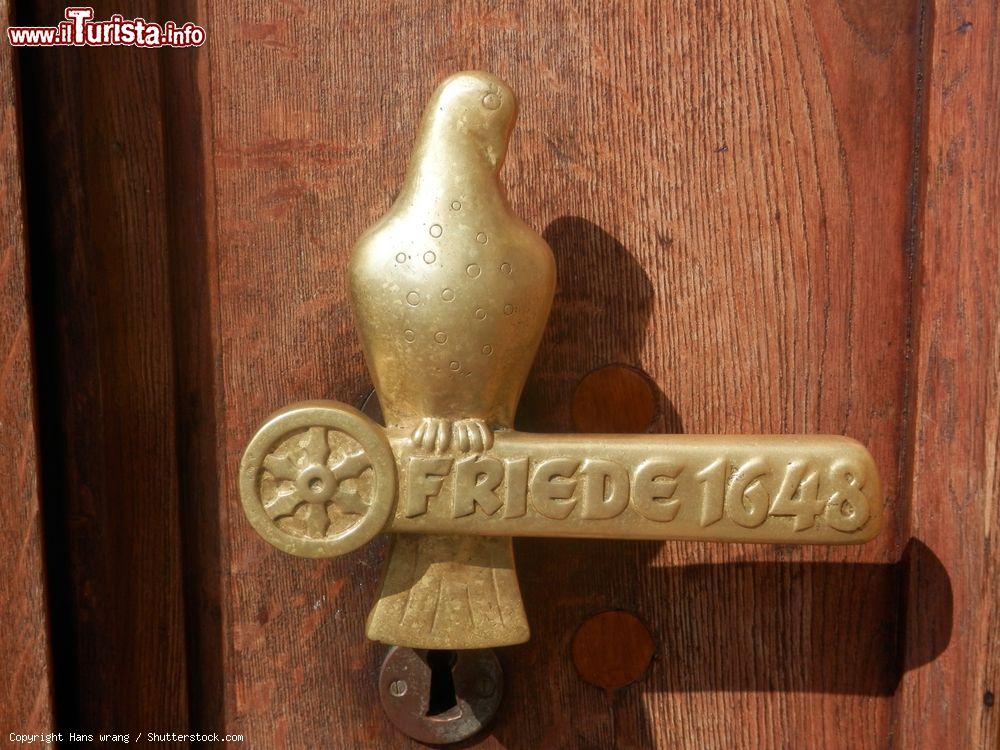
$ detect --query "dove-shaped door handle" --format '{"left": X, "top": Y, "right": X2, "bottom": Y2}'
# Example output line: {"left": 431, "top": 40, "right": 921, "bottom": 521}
{"left": 238, "top": 71, "right": 884, "bottom": 652}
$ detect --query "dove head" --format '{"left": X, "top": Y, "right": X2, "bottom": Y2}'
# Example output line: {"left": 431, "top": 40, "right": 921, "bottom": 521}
{"left": 410, "top": 71, "right": 518, "bottom": 174}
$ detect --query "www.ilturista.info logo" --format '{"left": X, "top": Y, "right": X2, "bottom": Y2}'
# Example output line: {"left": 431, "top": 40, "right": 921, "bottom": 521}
{"left": 8, "top": 7, "right": 206, "bottom": 47}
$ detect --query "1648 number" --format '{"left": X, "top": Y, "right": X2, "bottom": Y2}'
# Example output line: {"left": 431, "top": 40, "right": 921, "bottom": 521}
{"left": 695, "top": 457, "right": 870, "bottom": 532}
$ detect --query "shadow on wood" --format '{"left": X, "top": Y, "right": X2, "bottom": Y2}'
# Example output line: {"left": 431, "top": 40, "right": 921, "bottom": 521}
{"left": 491, "top": 538, "right": 950, "bottom": 748}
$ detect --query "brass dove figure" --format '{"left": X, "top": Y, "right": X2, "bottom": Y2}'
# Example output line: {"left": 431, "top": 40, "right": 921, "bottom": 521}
{"left": 349, "top": 71, "right": 556, "bottom": 647}
{"left": 239, "top": 71, "right": 884, "bottom": 653}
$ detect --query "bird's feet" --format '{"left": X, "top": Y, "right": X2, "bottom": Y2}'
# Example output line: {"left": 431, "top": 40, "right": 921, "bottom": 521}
{"left": 452, "top": 418, "right": 494, "bottom": 453}
{"left": 411, "top": 418, "right": 452, "bottom": 453}
{"left": 410, "top": 417, "right": 495, "bottom": 454}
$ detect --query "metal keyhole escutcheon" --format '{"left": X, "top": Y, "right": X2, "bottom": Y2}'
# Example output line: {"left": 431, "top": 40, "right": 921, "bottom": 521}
{"left": 379, "top": 647, "right": 503, "bottom": 744}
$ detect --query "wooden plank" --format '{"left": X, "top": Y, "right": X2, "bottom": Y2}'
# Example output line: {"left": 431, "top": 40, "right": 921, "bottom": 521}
{"left": 208, "top": 1, "right": 921, "bottom": 746}
{"left": 16, "top": 0, "right": 189, "bottom": 733}
{"left": 896, "top": 0, "right": 1000, "bottom": 746}
{"left": 0, "top": 4, "right": 54, "bottom": 742}
{"left": 158, "top": 0, "right": 226, "bottom": 733}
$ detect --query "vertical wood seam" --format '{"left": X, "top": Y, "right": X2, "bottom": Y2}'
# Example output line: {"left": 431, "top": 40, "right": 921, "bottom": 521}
{"left": 890, "top": 0, "right": 934, "bottom": 739}
{"left": 157, "top": 0, "right": 226, "bottom": 736}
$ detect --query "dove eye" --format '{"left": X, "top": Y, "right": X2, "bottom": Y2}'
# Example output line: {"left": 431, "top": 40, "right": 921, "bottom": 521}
{"left": 482, "top": 92, "right": 502, "bottom": 111}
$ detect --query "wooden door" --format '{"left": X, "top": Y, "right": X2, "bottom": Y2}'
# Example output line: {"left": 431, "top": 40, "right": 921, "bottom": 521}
{"left": 3, "top": 1, "right": 997, "bottom": 747}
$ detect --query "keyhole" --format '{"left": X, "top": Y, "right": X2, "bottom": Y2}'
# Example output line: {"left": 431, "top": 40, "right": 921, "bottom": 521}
{"left": 425, "top": 649, "right": 459, "bottom": 718}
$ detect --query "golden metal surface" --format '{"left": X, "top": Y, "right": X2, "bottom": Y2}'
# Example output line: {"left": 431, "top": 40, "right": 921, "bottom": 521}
{"left": 239, "top": 401, "right": 397, "bottom": 558}
{"left": 387, "top": 431, "right": 880, "bottom": 544}
{"left": 238, "top": 71, "right": 885, "bottom": 650}
{"left": 348, "top": 71, "right": 554, "bottom": 443}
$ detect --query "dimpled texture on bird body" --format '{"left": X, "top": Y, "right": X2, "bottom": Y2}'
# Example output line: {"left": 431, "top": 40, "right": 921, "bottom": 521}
{"left": 348, "top": 71, "right": 556, "bottom": 444}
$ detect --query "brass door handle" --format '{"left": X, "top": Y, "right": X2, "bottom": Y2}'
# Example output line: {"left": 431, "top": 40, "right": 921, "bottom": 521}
{"left": 238, "top": 71, "right": 883, "bottom": 651}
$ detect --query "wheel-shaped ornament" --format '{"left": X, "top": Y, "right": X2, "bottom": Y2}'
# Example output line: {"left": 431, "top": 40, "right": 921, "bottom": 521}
{"left": 239, "top": 401, "right": 397, "bottom": 558}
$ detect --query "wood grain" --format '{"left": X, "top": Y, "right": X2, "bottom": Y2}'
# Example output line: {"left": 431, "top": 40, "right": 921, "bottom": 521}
{"left": 17, "top": 0, "right": 189, "bottom": 734}
{"left": 20, "top": 1, "right": 999, "bottom": 747}
{"left": 896, "top": 1, "right": 1000, "bottom": 747}
{"left": 158, "top": 0, "right": 225, "bottom": 732}
{"left": 207, "top": 1, "right": 920, "bottom": 747}
{"left": 0, "top": 4, "right": 54, "bottom": 743}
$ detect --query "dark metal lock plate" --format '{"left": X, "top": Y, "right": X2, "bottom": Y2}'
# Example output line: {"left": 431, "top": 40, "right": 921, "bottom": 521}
{"left": 378, "top": 647, "right": 502, "bottom": 745}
